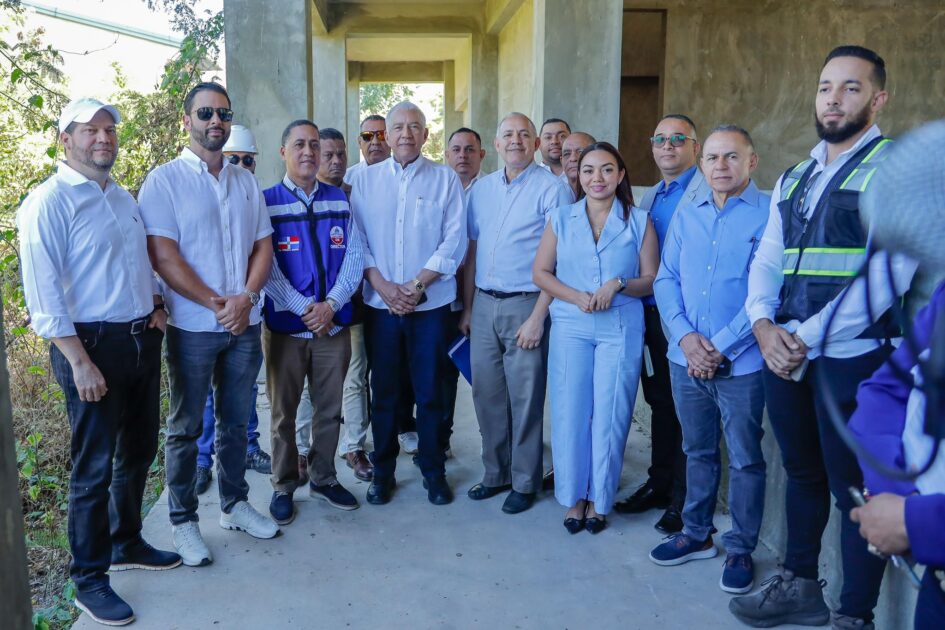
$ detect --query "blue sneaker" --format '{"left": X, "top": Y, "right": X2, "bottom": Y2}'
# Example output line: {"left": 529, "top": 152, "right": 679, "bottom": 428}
{"left": 720, "top": 553, "right": 754, "bottom": 594}
{"left": 269, "top": 491, "right": 295, "bottom": 525}
{"left": 648, "top": 533, "right": 718, "bottom": 566}
{"left": 310, "top": 481, "right": 359, "bottom": 511}
{"left": 74, "top": 584, "right": 135, "bottom": 626}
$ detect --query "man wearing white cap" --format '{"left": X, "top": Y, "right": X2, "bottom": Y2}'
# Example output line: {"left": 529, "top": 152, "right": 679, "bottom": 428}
{"left": 194, "top": 124, "right": 273, "bottom": 495}
{"left": 18, "top": 98, "right": 181, "bottom": 626}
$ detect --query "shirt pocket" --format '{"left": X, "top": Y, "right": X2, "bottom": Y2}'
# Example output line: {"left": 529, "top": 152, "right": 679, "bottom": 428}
{"left": 413, "top": 197, "right": 444, "bottom": 235}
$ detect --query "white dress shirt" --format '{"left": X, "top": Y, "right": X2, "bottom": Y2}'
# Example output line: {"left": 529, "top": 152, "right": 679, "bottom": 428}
{"left": 264, "top": 175, "right": 364, "bottom": 338}
{"left": 349, "top": 155, "right": 466, "bottom": 311}
{"left": 342, "top": 160, "right": 365, "bottom": 186}
{"left": 746, "top": 125, "right": 917, "bottom": 359}
{"left": 467, "top": 163, "right": 573, "bottom": 292}
{"left": 137, "top": 148, "right": 273, "bottom": 333}
{"left": 17, "top": 162, "right": 156, "bottom": 338}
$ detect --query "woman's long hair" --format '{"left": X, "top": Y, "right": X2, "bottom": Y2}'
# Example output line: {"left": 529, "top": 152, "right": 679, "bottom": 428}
{"left": 576, "top": 141, "right": 634, "bottom": 220}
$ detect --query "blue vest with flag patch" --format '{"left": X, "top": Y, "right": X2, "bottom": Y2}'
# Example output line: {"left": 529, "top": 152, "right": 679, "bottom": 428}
{"left": 262, "top": 182, "right": 354, "bottom": 334}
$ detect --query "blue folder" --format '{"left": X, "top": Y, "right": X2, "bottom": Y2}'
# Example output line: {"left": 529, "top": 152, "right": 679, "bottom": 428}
{"left": 448, "top": 335, "right": 472, "bottom": 384}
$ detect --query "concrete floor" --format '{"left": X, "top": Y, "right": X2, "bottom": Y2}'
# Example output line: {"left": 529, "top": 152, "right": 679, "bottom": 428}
{"left": 75, "top": 381, "right": 810, "bottom": 630}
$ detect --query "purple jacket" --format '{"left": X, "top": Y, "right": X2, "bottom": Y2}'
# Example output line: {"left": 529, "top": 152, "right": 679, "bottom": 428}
{"left": 849, "top": 282, "right": 945, "bottom": 567}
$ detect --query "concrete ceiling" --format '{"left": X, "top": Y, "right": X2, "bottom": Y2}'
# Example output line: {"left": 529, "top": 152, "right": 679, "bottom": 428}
{"left": 346, "top": 35, "right": 469, "bottom": 62}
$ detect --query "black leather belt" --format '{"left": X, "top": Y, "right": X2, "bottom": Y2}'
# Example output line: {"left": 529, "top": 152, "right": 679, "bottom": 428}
{"left": 75, "top": 316, "right": 151, "bottom": 335}
{"left": 477, "top": 288, "right": 538, "bottom": 300}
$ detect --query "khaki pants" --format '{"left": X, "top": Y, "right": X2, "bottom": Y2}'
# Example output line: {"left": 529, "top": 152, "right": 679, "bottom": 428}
{"left": 263, "top": 327, "right": 351, "bottom": 492}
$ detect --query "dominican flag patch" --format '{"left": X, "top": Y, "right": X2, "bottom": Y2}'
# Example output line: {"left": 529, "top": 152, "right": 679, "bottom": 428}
{"left": 278, "top": 236, "right": 300, "bottom": 252}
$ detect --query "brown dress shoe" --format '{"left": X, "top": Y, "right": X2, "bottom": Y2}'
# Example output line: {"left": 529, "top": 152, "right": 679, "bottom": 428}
{"left": 297, "top": 454, "right": 309, "bottom": 486}
{"left": 345, "top": 450, "right": 374, "bottom": 482}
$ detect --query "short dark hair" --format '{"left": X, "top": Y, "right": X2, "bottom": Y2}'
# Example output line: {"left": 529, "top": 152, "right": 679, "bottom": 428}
{"left": 318, "top": 127, "right": 345, "bottom": 143}
{"left": 707, "top": 124, "right": 755, "bottom": 150}
{"left": 540, "top": 118, "right": 571, "bottom": 134}
{"left": 660, "top": 113, "right": 698, "bottom": 137}
{"left": 447, "top": 127, "right": 482, "bottom": 146}
{"left": 281, "top": 119, "right": 318, "bottom": 146}
{"left": 183, "top": 82, "right": 230, "bottom": 114}
{"left": 824, "top": 45, "right": 886, "bottom": 90}
{"left": 360, "top": 114, "right": 385, "bottom": 129}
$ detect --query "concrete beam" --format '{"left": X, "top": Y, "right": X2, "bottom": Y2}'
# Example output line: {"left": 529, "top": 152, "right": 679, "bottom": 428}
{"left": 312, "top": 0, "right": 330, "bottom": 34}
{"left": 355, "top": 61, "right": 445, "bottom": 83}
{"left": 486, "top": 0, "right": 526, "bottom": 35}
{"left": 224, "top": 0, "right": 313, "bottom": 185}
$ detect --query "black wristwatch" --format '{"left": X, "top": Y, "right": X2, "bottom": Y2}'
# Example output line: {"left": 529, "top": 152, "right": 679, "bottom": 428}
{"left": 152, "top": 302, "right": 166, "bottom": 313}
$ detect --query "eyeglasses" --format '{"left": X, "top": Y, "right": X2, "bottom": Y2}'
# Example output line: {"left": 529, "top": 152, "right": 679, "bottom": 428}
{"left": 359, "top": 130, "right": 386, "bottom": 142}
{"left": 227, "top": 154, "right": 255, "bottom": 167}
{"left": 193, "top": 107, "right": 234, "bottom": 122}
{"left": 650, "top": 133, "right": 695, "bottom": 148}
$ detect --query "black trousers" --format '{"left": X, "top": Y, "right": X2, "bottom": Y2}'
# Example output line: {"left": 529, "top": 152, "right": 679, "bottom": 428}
{"left": 50, "top": 321, "right": 162, "bottom": 592}
{"left": 764, "top": 344, "right": 892, "bottom": 622}
{"left": 640, "top": 305, "right": 686, "bottom": 505}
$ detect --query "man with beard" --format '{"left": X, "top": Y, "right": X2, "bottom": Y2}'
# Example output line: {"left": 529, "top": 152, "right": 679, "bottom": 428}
{"left": 18, "top": 98, "right": 181, "bottom": 625}
{"left": 139, "top": 82, "right": 279, "bottom": 568}
{"left": 538, "top": 118, "right": 570, "bottom": 177}
{"left": 730, "top": 46, "right": 917, "bottom": 629}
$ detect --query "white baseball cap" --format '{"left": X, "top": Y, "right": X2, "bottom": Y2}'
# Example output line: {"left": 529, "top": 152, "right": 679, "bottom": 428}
{"left": 58, "top": 97, "right": 121, "bottom": 132}
{"left": 223, "top": 125, "right": 258, "bottom": 154}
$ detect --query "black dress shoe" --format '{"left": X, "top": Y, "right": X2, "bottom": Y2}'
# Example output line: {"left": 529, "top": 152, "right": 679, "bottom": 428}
{"left": 502, "top": 490, "right": 536, "bottom": 514}
{"left": 366, "top": 477, "right": 396, "bottom": 505}
{"left": 585, "top": 516, "right": 607, "bottom": 535}
{"left": 423, "top": 476, "right": 454, "bottom": 505}
{"left": 563, "top": 516, "right": 585, "bottom": 534}
{"left": 467, "top": 482, "right": 512, "bottom": 501}
{"left": 613, "top": 483, "right": 671, "bottom": 514}
{"left": 654, "top": 505, "right": 683, "bottom": 533}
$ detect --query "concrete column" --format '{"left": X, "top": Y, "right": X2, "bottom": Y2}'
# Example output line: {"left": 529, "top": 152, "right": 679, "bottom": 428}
{"left": 469, "top": 31, "right": 499, "bottom": 172}
{"left": 345, "top": 62, "right": 361, "bottom": 166}
{"left": 224, "top": 0, "right": 313, "bottom": 185}
{"left": 443, "top": 61, "right": 464, "bottom": 143}
{"left": 534, "top": 0, "right": 622, "bottom": 143}
{"left": 312, "top": 31, "right": 349, "bottom": 137}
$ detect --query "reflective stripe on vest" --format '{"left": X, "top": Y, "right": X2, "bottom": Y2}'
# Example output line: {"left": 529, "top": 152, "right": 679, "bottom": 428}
{"left": 838, "top": 138, "right": 893, "bottom": 192}
{"left": 779, "top": 159, "right": 815, "bottom": 201}
{"left": 782, "top": 247, "right": 866, "bottom": 277}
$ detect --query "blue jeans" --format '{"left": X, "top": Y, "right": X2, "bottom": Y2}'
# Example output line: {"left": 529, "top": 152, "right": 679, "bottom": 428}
{"left": 50, "top": 321, "right": 162, "bottom": 591}
{"left": 916, "top": 568, "right": 945, "bottom": 630}
{"left": 363, "top": 305, "right": 450, "bottom": 480}
{"left": 197, "top": 383, "right": 261, "bottom": 469}
{"left": 670, "top": 362, "right": 766, "bottom": 555}
{"left": 165, "top": 325, "right": 262, "bottom": 524}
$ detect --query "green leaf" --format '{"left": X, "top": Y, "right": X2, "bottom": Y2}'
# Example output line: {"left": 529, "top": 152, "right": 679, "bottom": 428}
{"left": 11, "top": 68, "right": 23, "bottom": 83}
{"left": 28, "top": 94, "right": 43, "bottom": 108}
{"left": 28, "top": 365, "right": 47, "bottom": 376}
{"left": 45, "top": 146, "right": 56, "bottom": 158}
{"left": 11, "top": 326, "right": 29, "bottom": 336}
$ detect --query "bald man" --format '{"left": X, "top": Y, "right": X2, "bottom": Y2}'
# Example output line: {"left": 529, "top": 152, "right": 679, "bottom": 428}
{"left": 560, "top": 132, "right": 596, "bottom": 199}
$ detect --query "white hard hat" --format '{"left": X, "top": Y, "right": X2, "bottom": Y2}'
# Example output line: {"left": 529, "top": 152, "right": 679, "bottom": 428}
{"left": 59, "top": 97, "right": 121, "bottom": 132}
{"left": 224, "top": 124, "right": 257, "bottom": 153}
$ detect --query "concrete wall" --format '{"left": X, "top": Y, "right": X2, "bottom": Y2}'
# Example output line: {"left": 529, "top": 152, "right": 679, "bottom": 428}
{"left": 496, "top": 0, "right": 536, "bottom": 121}
{"left": 623, "top": 0, "right": 945, "bottom": 187}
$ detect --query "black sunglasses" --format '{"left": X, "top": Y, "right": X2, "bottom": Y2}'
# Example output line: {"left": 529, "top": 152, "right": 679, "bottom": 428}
{"left": 193, "top": 107, "right": 234, "bottom": 122}
{"left": 359, "top": 130, "right": 386, "bottom": 142}
{"left": 650, "top": 133, "right": 694, "bottom": 148}
{"left": 227, "top": 154, "right": 255, "bottom": 167}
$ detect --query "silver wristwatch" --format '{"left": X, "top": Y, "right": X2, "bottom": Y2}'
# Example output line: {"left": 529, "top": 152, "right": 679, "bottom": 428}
{"left": 243, "top": 289, "right": 260, "bottom": 306}
{"left": 326, "top": 297, "right": 340, "bottom": 313}
{"left": 615, "top": 277, "right": 627, "bottom": 290}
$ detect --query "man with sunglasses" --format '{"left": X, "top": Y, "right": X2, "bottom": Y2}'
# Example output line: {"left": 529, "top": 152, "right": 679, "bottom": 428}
{"left": 194, "top": 124, "right": 272, "bottom": 498}
{"left": 615, "top": 114, "right": 707, "bottom": 535}
{"left": 343, "top": 114, "right": 391, "bottom": 186}
{"left": 139, "top": 82, "right": 279, "bottom": 569}
{"left": 732, "top": 46, "right": 917, "bottom": 629}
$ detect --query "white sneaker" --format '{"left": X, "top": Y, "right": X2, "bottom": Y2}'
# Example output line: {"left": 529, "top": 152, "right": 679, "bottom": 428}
{"left": 219, "top": 501, "right": 280, "bottom": 539}
{"left": 398, "top": 431, "right": 419, "bottom": 455}
{"left": 172, "top": 521, "right": 212, "bottom": 567}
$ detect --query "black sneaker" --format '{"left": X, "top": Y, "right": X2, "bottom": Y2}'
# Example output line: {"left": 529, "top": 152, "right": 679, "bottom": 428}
{"left": 246, "top": 449, "right": 272, "bottom": 474}
{"left": 74, "top": 584, "right": 135, "bottom": 626}
{"left": 195, "top": 465, "right": 212, "bottom": 495}
{"left": 729, "top": 569, "right": 830, "bottom": 627}
{"left": 110, "top": 540, "right": 182, "bottom": 572}
{"left": 310, "top": 481, "right": 359, "bottom": 510}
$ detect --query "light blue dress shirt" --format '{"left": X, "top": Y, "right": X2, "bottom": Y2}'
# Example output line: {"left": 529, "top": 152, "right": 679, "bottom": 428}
{"left": 654, "top": 180, "right": 770, "bottom": 375}
{"left": 467, "top": 162, "right": 573, "bottom": 292}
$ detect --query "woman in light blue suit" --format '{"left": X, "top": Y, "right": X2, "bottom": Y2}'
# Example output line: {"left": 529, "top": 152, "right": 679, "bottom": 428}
{"left": 534, "top": 142, "right": 658, "bottom": 534}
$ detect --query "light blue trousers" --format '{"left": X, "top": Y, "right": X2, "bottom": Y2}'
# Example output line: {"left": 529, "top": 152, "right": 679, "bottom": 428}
{"left": 548, "top": 303, "right": 644, "bottom": 514}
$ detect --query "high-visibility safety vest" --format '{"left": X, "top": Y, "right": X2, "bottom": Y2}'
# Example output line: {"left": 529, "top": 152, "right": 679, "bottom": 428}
{"left": 775, "top": 136, "right": 900, "bottom": 339}
{"left": 262, "top": 182, "right": 355, "bottom": 334}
